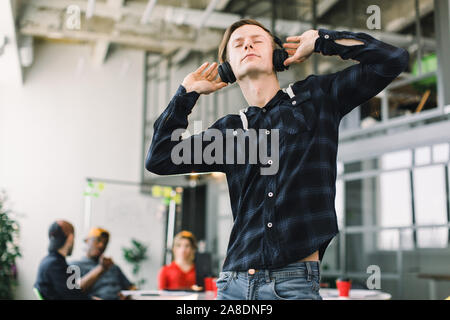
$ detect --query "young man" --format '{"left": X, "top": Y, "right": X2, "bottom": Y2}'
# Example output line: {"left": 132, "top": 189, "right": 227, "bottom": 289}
{"left": 70, "top": 227, "right": 136, "bottom": 300}
{"left": 35, "top": 221, "right": 110, "bottom": 300}
{"left": 145, "top": 19, "right": 408, "bottom": 300}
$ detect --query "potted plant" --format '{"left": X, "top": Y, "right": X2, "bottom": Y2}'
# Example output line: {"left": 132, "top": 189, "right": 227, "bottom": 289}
{"left": 122, "top": 239, "right": 148, "bottom": 288}
{"left": 0, "top": 190, "right": 21, "bottom": 300}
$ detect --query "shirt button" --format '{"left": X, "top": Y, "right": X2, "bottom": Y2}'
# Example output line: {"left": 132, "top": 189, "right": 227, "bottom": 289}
{"left": 267, "top": 222, "right": 273, "bottom": 228}
{"left": 262, "top": 108, "right": 266, "bottom": 113}
{"left": 324, "top": 34, "right": 330, "bottom": 39}
{"left": 248, "top": 269, "right": 256, "bottom": 275}
{"left": 268, "top": 160, "right": 273, "bottom": 165}
{"left": 265, "top": 130, "right": 270, "bottom": 135}
{"left": 268, "top": 192, "right": 273, "bottom": 197}
{"left": 292, "top": 100, "right": 297, "bottom": 105}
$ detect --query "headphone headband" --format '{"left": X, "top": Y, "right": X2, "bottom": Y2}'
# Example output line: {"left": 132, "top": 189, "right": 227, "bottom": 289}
{"left": 273, "top": 35, "right": 283, "bottom": 49}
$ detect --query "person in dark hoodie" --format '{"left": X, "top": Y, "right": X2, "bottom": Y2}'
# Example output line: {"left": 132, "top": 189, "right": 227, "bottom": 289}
{"left": 34, "top": 220, "right": 111, "bottom": 300}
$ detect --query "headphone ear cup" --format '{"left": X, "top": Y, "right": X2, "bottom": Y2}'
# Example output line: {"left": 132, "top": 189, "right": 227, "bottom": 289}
{"left": 273, "top": 48, "right": 289, "bottom": 72}
{"left": 218, "top": 61, "right": 236, "bottom": 84}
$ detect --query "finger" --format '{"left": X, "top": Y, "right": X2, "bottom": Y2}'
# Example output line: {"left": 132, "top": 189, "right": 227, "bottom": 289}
{"left": 286, "top": 35, "right": 301, "bottom": 42}
{"left": 214, "top": 82, "right": 228, "bottom": 90}
{"left": 203, "top": 62, "right": 217, "bottom": 78}
{"left": 213, "top": 76, "right": 224, "bottom": 83}
{"left": 195, "top": 62, "right": 209, "bottom": 74}
{"left": 284, "top": 56, "right": 299, "bottom": 66}
{"left": 283, "top": 43, "right": 300, "bottom": 49}
{"left": 283, "top": 57, "right": 293, "bottom": 66}
{"left": 286, "top": 49, "right": 297, "bottom": 55}
{"left": 208, "top": 67, "right": 219, "bottom": 80}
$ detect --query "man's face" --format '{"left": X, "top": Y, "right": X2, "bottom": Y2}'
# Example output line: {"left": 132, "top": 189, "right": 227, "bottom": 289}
{"left": 86, "top": 236, "right": 109, "bottom": 259}
{"left": 227, "top": 24, "right": 275, "bottom": 81}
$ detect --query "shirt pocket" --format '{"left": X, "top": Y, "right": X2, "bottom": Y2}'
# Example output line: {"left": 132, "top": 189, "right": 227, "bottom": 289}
{"left": 277, "top": 90, "right": 317, "bottom": 135}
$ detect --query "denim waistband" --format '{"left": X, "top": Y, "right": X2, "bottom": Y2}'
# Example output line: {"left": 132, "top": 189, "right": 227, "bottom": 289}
{"left": 230, "top": 260, "right": 320, "bottom": 283}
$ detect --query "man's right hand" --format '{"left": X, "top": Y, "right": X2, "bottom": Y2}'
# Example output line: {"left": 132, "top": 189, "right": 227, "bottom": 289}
{"left": 182, "top": 62, "right": 228, "bottom": 95}
{"left": 99, "top": 256, "right": 114, "bottom": 270}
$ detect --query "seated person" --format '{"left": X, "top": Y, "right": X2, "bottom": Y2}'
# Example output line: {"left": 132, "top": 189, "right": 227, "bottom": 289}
{"left": 70, "top": 227, "right": 136, "bottom": 300}
{"left": 35, "top": 221, "right": 108, "bottom": 300}
{"left": 158, "top": 231, "right": 198, "bottom": 290}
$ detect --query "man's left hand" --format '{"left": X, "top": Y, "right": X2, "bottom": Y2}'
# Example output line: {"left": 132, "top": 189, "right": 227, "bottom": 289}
{"left": 283, "top": 30, "right": 319, "bottom": 66}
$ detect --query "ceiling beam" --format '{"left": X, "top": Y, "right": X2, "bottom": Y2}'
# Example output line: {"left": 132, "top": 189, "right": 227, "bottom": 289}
{"left": 18, "top": 0, "right": 436, "bottom": 56}
{"left": 304, "top": 0, "right": 341, "bottom": 21}
{"left": 91, "top": 0, "right": 126, "bottom": 66}
{"left": 385, "top": 0, "right": 434, "bottom": 32}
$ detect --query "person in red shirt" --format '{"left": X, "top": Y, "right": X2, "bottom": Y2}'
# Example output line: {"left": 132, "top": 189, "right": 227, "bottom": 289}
{"left": 158, "top": 231, "right": 198, "bottom": 290}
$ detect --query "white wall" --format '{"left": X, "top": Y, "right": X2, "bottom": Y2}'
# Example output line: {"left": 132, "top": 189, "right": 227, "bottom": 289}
{"left": 0, "top": 41, "right": 164, "bottom": 299}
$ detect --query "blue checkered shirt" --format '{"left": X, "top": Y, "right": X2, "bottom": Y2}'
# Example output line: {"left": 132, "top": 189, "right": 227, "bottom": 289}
{"left": 146, "top": 29, "right": 409, "bottom": 271}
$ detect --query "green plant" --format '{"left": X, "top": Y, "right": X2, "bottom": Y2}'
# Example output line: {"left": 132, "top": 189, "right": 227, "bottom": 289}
{"left": 0, "top": 190, "right": 21, "bottom": 300}
{"left": 122, "top": 239, "right": 148, "bottom": 288}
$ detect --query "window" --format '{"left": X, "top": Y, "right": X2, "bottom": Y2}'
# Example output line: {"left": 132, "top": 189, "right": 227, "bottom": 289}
{"left": 413, "top": 165, "right": 448, "bottom": 248}
{"left": 378, "top": 169, "right": 413, "bottom": 250}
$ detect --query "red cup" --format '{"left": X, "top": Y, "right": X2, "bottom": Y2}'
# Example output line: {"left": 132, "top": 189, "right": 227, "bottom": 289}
{"left": 336, "top": 278, "right": 352, "bottom": 297}
{"left": 204, "top": 277, "right": 213, "bottom": 291}
{"left": 203, "top": 277, "right": 218, "bottom": 298}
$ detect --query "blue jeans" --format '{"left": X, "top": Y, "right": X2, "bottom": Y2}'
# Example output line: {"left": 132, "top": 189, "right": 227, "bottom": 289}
{"left": 215, "top": 261, "right": 322, "bottom": 300}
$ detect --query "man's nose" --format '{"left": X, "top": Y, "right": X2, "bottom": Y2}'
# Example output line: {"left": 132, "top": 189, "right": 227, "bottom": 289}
{"left": 244, "top": 41, "right": 254, "bottom": 50}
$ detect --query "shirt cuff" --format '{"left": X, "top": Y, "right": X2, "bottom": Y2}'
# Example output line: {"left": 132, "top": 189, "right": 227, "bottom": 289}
{"left": 314, "top": 29, "right": 366, "bottom": 54}
{"left": 314, "top": 29, "right": 336, "bottom": 53}
{"left": 174, "top": 84, "right": 200, "bottom": 113}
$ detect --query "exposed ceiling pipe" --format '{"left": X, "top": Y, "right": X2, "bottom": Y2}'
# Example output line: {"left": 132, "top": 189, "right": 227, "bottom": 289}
{"left": 197, "top": 0, "right": 221, "bottom": 30}
{"left": 86, "top": 0, "right": 96, "bottom": 19}
{"left": 141, "top": 0, "right": 158, "bottom": 25}
{"left": 0, "top": 34, "right": 7, "bottom": 56}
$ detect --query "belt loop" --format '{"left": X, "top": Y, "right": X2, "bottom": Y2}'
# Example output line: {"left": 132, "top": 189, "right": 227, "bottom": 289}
{"left": 232, "top": 271, "right": 237, "bottom": 280}
{"left": 306, "top": 262, "right": 312, "bottom": 281}
{"left": 265, "top": 269, "right": 270, "bottom": 283}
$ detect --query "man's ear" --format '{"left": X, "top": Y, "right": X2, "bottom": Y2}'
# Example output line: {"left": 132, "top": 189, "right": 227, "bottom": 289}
{"left": 66, "top": 233, "right": 74, "bottom": 245}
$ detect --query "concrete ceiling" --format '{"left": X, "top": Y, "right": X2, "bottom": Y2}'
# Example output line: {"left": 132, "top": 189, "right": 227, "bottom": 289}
{"left": 0, "top": 0, "right": 435, "bottom": 71}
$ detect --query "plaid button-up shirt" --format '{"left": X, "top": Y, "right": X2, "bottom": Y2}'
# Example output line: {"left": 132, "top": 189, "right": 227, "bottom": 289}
{"left": 146, "top": 29, "right": 409, "bottom": 271}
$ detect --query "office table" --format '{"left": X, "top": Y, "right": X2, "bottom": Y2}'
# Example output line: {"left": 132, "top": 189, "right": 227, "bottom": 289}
{"left": 319, "top": 288, "right": 392, "bottom": 300}
{"left": 121, "top": 289, "right": 391, "bottom": 300}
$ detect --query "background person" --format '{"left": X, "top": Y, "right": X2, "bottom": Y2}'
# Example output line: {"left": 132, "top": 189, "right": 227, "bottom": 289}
{"left": 70, "top": 227, "right": 136, "bottom": 300}
{"left": 34, "top": 221, "right": 105, "bottom": 300}
{"left": 158, "top": 231, "right": 198, "bottom": 290}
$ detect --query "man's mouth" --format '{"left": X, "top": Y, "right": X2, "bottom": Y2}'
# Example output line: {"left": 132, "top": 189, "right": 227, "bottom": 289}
{"left": 242, "top": 54, "right": 259, "bottom": 61}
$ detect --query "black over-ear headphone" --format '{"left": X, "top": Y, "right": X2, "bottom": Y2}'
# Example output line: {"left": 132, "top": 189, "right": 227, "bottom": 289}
{"left": 218, "top": 35, "right": 289, "bottom": 84}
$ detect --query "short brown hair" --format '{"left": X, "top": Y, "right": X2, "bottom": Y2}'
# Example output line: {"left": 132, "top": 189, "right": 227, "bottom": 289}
{"left": 218, "top": 19, "right": 277, "bottom": 63}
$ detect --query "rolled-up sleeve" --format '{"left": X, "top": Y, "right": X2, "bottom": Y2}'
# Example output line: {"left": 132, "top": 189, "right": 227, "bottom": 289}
{"left": 314, "top": 28, "right": 409, "bottom": 120}
{"left": 145, "top": 85, "right": 228, "bottom": 175}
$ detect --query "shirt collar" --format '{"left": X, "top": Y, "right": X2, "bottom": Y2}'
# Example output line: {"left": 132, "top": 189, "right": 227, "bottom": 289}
{"left": 246, "top": 89, "right": 289, "bottom": 113}
{"left": 240, "top": 88, "right": 315, "bottom": 135}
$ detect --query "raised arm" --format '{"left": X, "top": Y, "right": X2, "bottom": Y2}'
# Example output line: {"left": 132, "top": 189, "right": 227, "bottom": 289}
{"left": 145, "top": 62, "right": 228, "bottom": 175}
{"left": 284, "top": 29, "right": 409, "bottom": 120}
